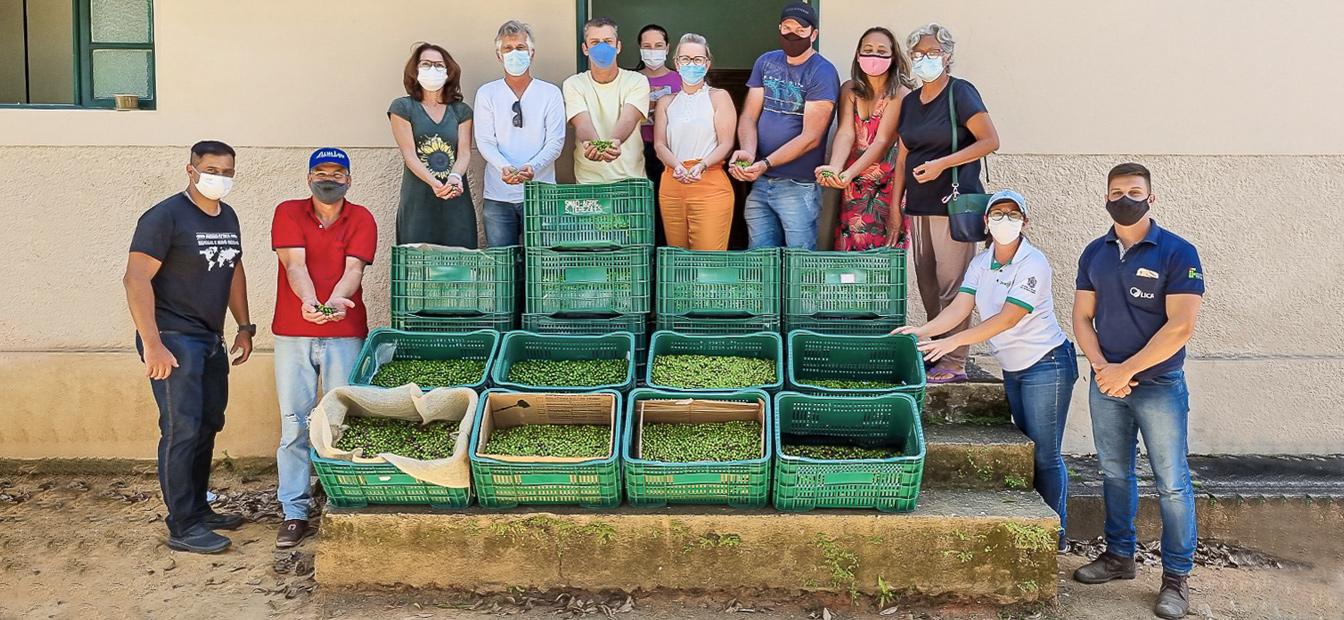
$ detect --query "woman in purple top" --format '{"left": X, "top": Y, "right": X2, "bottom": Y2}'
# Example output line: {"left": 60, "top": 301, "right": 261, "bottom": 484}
{"left": 635, "top": 24, "right": 681, "bottom": 245}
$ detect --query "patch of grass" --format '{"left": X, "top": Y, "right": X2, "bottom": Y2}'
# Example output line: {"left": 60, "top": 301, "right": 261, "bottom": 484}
{"left": 876, "top": 575, "right": 896, "bottom": 608}
{"left": 815, "top": 533, "right": 859, "bottom": 600}
{"left": 1004, "top": 474, "right": 1030, "bottom": 490}
{"left": 1000, "top": 522, "right": 1056, "bottom": 553}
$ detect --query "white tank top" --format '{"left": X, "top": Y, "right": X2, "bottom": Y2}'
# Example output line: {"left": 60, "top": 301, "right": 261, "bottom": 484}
{"left": 665, "top": 87, "right": 717, "bottom": 164}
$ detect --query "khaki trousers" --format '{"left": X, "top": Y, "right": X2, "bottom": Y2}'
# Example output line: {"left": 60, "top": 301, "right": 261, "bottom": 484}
{"left": 910, "top": 215, "right": 977, "bottom": 369}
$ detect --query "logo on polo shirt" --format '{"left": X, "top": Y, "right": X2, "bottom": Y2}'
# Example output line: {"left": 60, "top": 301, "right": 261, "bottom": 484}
{"left": 1130, "top": 286, "right": 1155, "bottom": 299}
{"left": 1022, "top": 276, "right": 1038, "bottom": 293}
{"left": 1188, "top": 268, "right": 1203, "bottom": 280}
{"left": 1136, "top": 268, "right": 1160, "bottom": 279}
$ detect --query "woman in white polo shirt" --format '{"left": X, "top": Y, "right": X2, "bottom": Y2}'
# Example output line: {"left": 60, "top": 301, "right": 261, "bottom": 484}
{"left": 895, "top": 189, "right": 1077, "bottom": 546}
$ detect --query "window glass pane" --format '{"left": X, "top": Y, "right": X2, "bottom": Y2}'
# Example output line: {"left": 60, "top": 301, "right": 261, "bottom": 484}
{"left": 91, "top": 0, "right": 150, "bottom": 44}
{"left": 92, "top": 48, "right": 152, "bottom": 98}
{"left": 0, "top": 0, "right": 26, "bottom": 103}
{"left": 27, "top": 0, "right": 76, "bottom": 103}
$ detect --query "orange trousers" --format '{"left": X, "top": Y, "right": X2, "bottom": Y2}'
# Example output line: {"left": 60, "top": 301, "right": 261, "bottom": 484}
{"left": 658, "top": 166, "right": 734, "bottom": 250}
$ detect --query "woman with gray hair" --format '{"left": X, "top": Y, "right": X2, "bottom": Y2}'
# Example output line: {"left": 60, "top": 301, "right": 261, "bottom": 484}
{"left": 890, "top": 22, "right": 1001, "bottom": 383}
{"left": 652, "top": 33, "right": 738, "bottom": 250}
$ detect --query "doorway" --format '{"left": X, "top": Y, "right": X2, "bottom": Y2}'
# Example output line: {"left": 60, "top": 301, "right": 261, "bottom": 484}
{"left": 581, "top": 0, "right": 821, "bottom": 249}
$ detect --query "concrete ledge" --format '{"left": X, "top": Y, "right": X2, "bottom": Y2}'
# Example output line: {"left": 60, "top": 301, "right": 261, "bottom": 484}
{"left": 317, "top": 489, "right": 1059, "bottom": 604}
{"left": 924, "top": 425, "right": 1035, "bottom": 490}
{"left": 924, "top": 383, "right": 1011, "bottom": 425}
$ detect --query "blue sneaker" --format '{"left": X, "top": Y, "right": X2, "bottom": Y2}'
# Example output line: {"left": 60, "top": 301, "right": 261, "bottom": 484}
{"left": 167, "top": 524, "right": 231, "bottom": 554}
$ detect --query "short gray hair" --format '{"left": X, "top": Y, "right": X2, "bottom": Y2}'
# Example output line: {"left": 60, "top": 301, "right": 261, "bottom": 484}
{"left": 907, "top": 22, "right": 955, "bottom": 65}
{"left": 496, "top": 20, "right": 535, "bottom": 50}
{"left": 676, "top": 33, "right": 712, "bottom": 60}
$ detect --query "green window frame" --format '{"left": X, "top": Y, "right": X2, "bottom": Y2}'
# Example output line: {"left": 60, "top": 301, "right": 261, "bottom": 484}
{"left": 0, "top": 0, "right": 155, "bottom": 109}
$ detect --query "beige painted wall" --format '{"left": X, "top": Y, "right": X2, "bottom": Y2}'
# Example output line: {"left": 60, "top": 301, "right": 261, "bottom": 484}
{"left": 2, "top": 0, "right": 1342, "bottom": 152}
{"left": 1, "top": 0, "right": 1342, "bottom": 459}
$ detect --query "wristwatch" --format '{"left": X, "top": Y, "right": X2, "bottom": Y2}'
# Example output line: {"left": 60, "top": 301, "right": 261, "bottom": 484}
{"left": 238, "top": 324, "right": 257, "bottom": 336}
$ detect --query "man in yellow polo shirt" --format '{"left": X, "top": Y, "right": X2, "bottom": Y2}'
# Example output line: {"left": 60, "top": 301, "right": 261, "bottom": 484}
{"left": 564, "top": 16, "right": 650, "bottom": 184}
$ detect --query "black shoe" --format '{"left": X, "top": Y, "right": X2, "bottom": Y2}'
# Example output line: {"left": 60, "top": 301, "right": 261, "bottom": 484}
{"left": 1073, "top": 551, "right": 1137, "bottom": 584}
{"left": 275, "top": 519, "right": 312, "bottom": 549}
{"left": 1154, "top": 572, "right": 1190, "bottom": 619}
{"left": 167, "top": 524, "right": 231, "bottom": 554}
{"left": 199, "top": 511, "right": 245, "bottom": 531}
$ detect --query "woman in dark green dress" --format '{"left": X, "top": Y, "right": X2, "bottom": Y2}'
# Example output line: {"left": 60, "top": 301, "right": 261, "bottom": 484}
{"left": 389, "top": 42, "right": 477, "bottom": 247}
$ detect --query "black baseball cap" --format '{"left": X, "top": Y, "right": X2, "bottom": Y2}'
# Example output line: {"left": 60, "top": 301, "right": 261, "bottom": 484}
{"left": 780, "top": 1, "right": 817, "bottom": 29}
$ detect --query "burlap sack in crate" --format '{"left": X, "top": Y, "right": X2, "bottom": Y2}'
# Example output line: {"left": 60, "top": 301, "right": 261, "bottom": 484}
{"left": 310, "top": 384, "right": 477, "bottom": 489}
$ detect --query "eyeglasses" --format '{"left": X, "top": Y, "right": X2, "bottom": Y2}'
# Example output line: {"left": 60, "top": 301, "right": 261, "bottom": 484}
{"left": 908, "top": 50, "right": 946, "bottom": 61}
{"left": 987, "top": 211, "right": 1024, "bottom": 222}
{"left": 675, "top": 55, "right": 709, "bottom": 66}
{"left": 417, "top": 61, "right": 448, "bottom": 71}
{"left": 512, "top": 100, "right": 524, "bottom": 128}
{"left": 311, "top": 171, "right": 349, "bottom": 182}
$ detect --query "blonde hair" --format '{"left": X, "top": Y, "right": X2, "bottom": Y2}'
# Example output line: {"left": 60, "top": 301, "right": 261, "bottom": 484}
{"left": 676, "top": 32, "right": 713, "bottom": 60}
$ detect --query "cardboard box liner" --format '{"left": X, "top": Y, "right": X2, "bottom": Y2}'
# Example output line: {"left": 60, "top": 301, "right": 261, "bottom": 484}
{"left": 475, "top": 392, "right": 618, "bottom": 464}
{"left": 310, "top": 384, "right": 478, "bottom": 489}
{"left": 631, "top": 398, "right": 766, "bottom": 461}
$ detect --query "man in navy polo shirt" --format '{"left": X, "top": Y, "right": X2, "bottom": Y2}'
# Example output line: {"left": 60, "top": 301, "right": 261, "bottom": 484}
{"left": 1070, "top": 163, "right": 1205, "bottom": 619}
{"left": 270, "top": 147, "right": 377, "bottom": 548}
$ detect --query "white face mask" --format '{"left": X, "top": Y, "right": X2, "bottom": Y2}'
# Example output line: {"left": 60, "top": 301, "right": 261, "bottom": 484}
{"left": 912, "top": 55, "right": 945, "bottom": 82}
{"left": 417, "top": 66, "right": 448, "bottom": 91}
{"left": 194, "top": 170, "right": 233, "bottom": 201}
{"left": 640, "top": 49, "right": 668, "bottom": 67}
{"left": 988, "top": 216, "right": 1024, "bottom": 246}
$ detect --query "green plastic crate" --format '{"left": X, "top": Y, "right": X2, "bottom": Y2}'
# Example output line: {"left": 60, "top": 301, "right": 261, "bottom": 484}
{"left": 623, "top": 388, "right": 772, "bottom": 508}
{"left": 470, "top": 389, "right": 623, "bottom": 508}
{"left": 783, "top": 315, "right": 904, "bottom": 336}
{"left": 525, "top": 247, "right": 652, "bottom": 315}
{"left": 348, "top": 328, "right": 500, "bottom": 391}
{"left": 772, "top": 392, "right": 925, "bottom": 512}
{"left": 490, "top": 331, "right": 637, "bottom": 392}
{"left": 521, "top": 312, "right": 650, "bottom": 374}
{"left": 783, "top": 248, "right": 907, "bottom": 321}
{"left": 645, "top": 331, "right": 784, "bottom": 393}
{"left": 656, "top": 247, "right": 781, "bottom": 317}
{"left": 655, "top": 314, "right": 780, "bottom": 336}
{"left": 391, "top": 245, "right": 518, "bottom": 316}
{"left": 312, "top": 449, "right": 470, "bottom": 509}
{"left": 786, "top": 331, "right": 927, "bottom": 403}
{"left": 524, "top": 179, "right": 654, "bottom": 249}
{"left": 392, "top": 312, "right": 515, "bottom": 333}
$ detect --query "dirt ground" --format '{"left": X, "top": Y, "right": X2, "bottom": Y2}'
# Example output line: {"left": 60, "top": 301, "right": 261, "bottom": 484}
{"left": 1, "top": 472, "right": 1340, "bottom": 620}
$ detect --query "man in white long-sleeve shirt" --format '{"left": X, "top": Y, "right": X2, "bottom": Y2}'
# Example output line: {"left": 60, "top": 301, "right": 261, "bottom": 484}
{"left": 474, "top": 19, "right": 567, "bottom": 247}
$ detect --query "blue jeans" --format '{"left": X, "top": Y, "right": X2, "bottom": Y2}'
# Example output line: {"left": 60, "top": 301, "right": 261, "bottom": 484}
{"left": 1002, "top": 341, "right": 1078, "bottom": 548}
{"left": 136, "top": 331, "right": 229, "bottom": 538}
{"left": 483, "top": 199, "right": 524, "bottom": 248}
{"left": 744, "top": 177, "right": 821, "bottom": 249}
{"left": 274, "top": 335, "right": 363, "bottom": 520}
{"left": 1089, "top": 369, "right": 1197, "bottom": 575}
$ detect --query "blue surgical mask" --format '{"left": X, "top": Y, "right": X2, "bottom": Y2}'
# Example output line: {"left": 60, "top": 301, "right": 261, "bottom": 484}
{"left": 678, "top": 64, "right": 708, "bottom": 85}
{"left": 587, "top": 42, "right": 618, "bottom": 68}
{"left": 503, "top": 49, "right": 531, "bottom": 76}
{"left": 912, "top": 55, "right": 945, "bottom": 82}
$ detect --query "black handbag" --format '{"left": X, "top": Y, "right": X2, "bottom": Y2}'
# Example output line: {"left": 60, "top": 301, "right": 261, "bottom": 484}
{"left": 944, "top": 79, "right": 991, "bottom": 243}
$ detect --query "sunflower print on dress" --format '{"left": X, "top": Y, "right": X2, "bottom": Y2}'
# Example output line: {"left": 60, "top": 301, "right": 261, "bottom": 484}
{"left": 416, "top": 134, "right": 457, "bottom": 182}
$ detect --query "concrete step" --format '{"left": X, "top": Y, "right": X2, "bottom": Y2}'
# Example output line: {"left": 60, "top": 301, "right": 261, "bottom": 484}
{"left": 317, "top": 489, "right": 1060, "bottom": 604}
{"left": 924, "top": 381, "right": 1011, "bottom": 425}
{"left": 923, "top": 423, "right": 1035, "bottom": 491}
{"left": 1065, "top": 454, "right": 1344, "bottom": 569}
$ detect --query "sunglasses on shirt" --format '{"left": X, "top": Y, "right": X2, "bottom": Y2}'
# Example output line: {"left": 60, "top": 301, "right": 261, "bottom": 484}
{"left": 512, "top": 100, "right": 523, "bottom": 128}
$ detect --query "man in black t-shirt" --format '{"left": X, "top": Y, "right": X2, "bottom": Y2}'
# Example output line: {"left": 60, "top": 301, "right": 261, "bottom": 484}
{"left": 123, "top": 140, "right": 254, "bottom": 554}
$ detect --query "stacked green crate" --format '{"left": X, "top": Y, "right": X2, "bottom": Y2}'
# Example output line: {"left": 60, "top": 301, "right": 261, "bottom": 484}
{"left": 390, "top": 245, "right": 519, "bottom": 333}
{"left": 782, "top": 248, "right": 907, "bottom": 336}
{"left": 785, "top": 330, "right": 927, "bottom": 404}
{"left": 655, "top": 248, "right": 781, "bottom": 336}
{"left": 523, "top": 179, "right": 653, "bottom": 366}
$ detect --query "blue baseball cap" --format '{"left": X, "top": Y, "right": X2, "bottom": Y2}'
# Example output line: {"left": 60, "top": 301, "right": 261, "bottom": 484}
{"left": 987, "top": 189, "right": 1028, "bottom": 217}
{"left": 309, "top": 147, "right": 350, "bottom": 171}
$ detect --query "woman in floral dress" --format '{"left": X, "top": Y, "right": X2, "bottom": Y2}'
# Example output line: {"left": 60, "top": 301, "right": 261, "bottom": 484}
{"left": 388, "top": 42, "right": 477, "bottom": 247}
{"left": 816, "top": 27, "right": 914, "bottom": 250}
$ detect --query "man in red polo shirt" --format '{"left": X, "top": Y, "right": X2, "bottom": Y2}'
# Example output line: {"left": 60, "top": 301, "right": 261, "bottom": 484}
{"left": 270, "top": 147, "right": 376, "bottom": 548}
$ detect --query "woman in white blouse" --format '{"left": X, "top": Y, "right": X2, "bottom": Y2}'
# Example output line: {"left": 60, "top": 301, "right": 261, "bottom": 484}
{"left": 896, "top": 189, "right": 1077, "bottom": 548}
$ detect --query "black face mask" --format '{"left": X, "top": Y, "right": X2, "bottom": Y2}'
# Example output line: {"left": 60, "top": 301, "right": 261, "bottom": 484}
{"left": 780, "top": 32, "right": 812, "bottom": 57}
{"left": 310, "top": 180, "right": 349, "bottom": 204}
{"left": 1105, "top": 195, "right": 1150, "bottom": 227}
